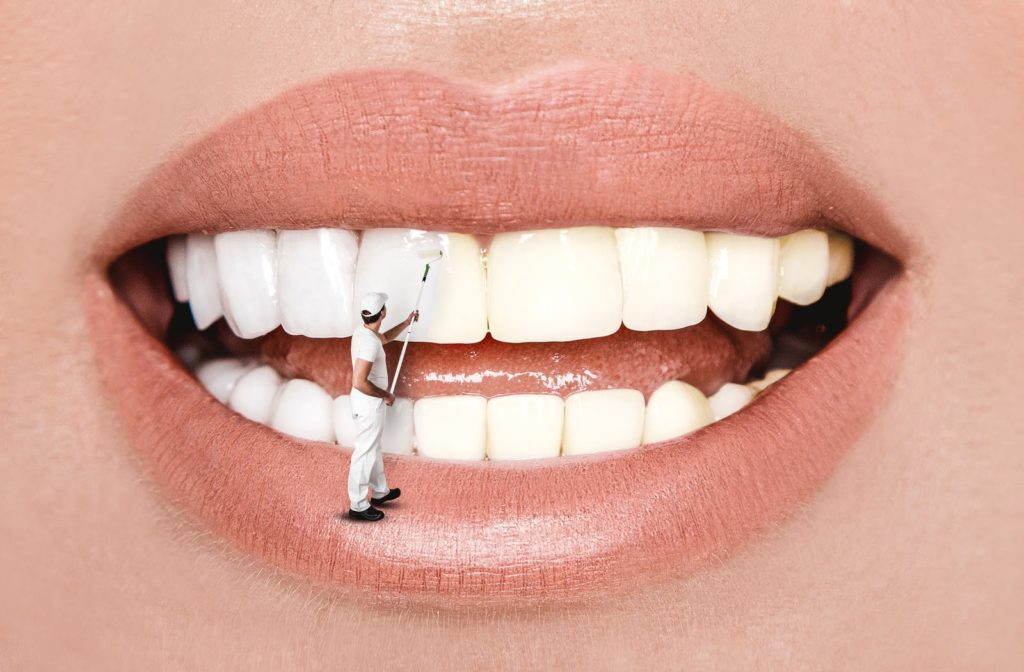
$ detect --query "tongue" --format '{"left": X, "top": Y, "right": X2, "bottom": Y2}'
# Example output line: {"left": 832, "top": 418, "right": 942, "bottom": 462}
{"left": 259, "top": 317, "right": 770, "bottom": 399}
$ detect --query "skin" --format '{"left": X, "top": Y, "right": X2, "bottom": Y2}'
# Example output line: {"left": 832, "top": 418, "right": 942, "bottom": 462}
{"left": 353, "top": 306, "right": 419, "bottom": 405}
{"left": 1, "top": 1, "right": 1022, "bottom": 669}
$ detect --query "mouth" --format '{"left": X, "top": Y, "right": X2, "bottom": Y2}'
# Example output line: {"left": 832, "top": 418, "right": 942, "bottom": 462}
{"left": 87, "top": 62, "right": 911, "bottom": 611}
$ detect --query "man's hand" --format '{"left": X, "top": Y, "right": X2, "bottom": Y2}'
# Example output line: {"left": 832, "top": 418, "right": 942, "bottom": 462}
{"left": 407, "top": 310, "right": 419, "bottom": 325}
{"left": 384, "top": 392, "right": 396, "bottom": 406}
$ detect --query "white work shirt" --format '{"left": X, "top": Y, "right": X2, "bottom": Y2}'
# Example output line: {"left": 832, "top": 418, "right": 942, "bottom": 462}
{"left": 351, "top": 324, "right": 388, "bottom": 396}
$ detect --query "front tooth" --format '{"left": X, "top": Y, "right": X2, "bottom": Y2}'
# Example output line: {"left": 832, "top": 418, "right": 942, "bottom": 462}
{"left": 382, "top": 397, "right": 414, "bottom": 454}
{"left": 195, "top": 358, "right": 254, "bottom": 403}
{"left": 778, "top": 229, "right": 829, "bottom": 306}
{"left": 826, "top": 231, "right": 854, "bottom": 286}
{"left": 184, "top": 233, "right": 224, "bottom": 330}
{"left": 615, "top": 227, "right": 708, "bottom": 330}
{"left": 706, "top": 232, "right": 780, "bottom": 331}
{"left": 561, "top": 388, "right": 646, "bottom": 456}
{"left": 485, "top": 394, "right": 564, "bottom": 461}
{"left": 487, "top": 226, "right": 623, "bottom": 343}
{"left": 354, "top": 228, "right": 439, "bottom": 332}
{"left": 413, "top": 395, "right": 487, "bottom": 460}
{"left": 269, "top": 379, "right": 335, "bottom": 443}
{"left": 214, "top": 230, "right": 280, "bottom": 338}
{"left": 641, "top": 381, "right": 713, "bottom": 445}
{"left": 277, "top": 228, "right": 358, "bottom": 338}
{"left": 332, "top": 396, "right": 356, "bottom": 447}
{"left": 166, "top": 235, "right": 189, "bottom": 302}
{"left": 748, "top": 368, "right": 791, "bottom": 392}
{"left": 228, "top": 365, "right": 282, "bottom": 423}
{"left": 707, "top": 382, "right": 756, "bottom": 421}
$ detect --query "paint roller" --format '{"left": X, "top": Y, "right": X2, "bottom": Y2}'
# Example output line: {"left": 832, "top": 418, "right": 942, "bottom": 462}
{"left": 388, "top": 248, "right": 444, "bottom": 396}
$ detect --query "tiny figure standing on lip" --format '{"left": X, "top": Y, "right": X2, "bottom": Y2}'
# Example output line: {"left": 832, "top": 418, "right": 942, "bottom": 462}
{"left": 346, "top": 290, "right": 418, "bottom": 521}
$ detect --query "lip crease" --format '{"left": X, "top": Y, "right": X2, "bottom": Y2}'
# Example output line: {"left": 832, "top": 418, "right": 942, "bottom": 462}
{"left": 85, "top": 61, "right": 911, "bottom": 611}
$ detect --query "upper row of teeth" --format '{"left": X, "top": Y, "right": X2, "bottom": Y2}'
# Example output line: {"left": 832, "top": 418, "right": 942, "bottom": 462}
{"left": 166, "top": 226, "right": 854, "bottom": 341}
{"left": 196, "top": 357, "right": 791, "bottom": 460}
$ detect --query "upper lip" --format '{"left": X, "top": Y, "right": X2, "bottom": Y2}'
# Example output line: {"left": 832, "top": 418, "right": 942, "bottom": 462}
{"left": 86, "top": 61, "right": 911, "bottom": 610}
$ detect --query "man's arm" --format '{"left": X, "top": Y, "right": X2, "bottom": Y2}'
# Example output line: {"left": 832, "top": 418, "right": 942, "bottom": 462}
{"left": 352, "top": 358, "right": 391, "bottom": 399}
{"left": 381, "top": 310, "right": 419, "bottom": 344}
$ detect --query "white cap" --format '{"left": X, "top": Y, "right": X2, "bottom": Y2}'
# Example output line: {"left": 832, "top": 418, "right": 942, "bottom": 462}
{"left": 359, "top": 291, "right": 388, "bottom": 315}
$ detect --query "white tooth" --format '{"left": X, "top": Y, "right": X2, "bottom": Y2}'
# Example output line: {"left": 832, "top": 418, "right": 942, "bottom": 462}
{"left": 382, "top": 397, "right": 414, "bottom": 455}
{"left": 353, "top": 228, "right": 480, "bottom": 343}
{"left": 707, "top": 382, "right": 756, "bottom": 421}
{"left": 214, "top": 230, "right": 280, "bottom": 338}
{"left": 778, "top": 229, "right": 829, "bottom": 306}
{"left": 748, "top": 368, "right": 791, "bottom": 392}
{"left": 485, "top": 394, "right": 564, "bottom": 461}
{"left": 706, "top": 232, "right": 780, "bottom": 331}
{"left": 269, "top": 379, "right": 335, "bottom": 443}
{"left": 332, "top": 396, "right": 356, "bottom": 448}
{"left": 277, "top": 228, "right": 358, "bottom": 338}
{"left": 195, "top": 358, "right": 255, "bottom": 403}
{"left": 562, "top": 388, "right": 646, "bottom": 456}
{"left": 166, "top": 235, "right": 189, "bottom": 302}
{"left": 826, "top": 231, "right": 854, "bottom": 286}
{"left": 641, "top": 381, "right": 713, "bottom": 445}
{"left": 487, "top": 227, "right": 623, "bottom": 343}
{"left": 184, "top": 233, "right": 224, "bottom": 330}
{"left": 227, "top": 365, "right": 282, "bottom": 424}
{"left": 615, "top": 227, "right": 708, "bottom": 330}
{"left": 413, "top": 395, "right": 487, "bottom": 460}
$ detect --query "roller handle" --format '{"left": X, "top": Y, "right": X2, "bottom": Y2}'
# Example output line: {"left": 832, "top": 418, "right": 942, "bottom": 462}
{"left": 389, "top": 262, "right": 434, "bottom": 396}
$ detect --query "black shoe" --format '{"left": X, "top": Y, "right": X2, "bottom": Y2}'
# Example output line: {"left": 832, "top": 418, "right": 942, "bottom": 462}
{"left": 348, "top": 505, "right": 384, "bottom": 521}
{"left": 371, "top": 487, "right": 401, "bottom": 505}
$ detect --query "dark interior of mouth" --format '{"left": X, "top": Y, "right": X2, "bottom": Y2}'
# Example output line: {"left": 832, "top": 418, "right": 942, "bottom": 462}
{"left": 107, "top": 230, "right": 897, "bottom": 410}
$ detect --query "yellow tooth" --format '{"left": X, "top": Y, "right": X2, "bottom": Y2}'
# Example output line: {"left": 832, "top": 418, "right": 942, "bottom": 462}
{"left": 706, "top": 232, "right": 780, "bottom": 331}
{"left": 562, "top": 388, "right": 645, "bottom": 456}
{"left": 826, "top": 231, "right": 855, "bottom": 286}
{"left": 413, "top": 395, "right": 487, "bottom": 460}
{"left": 485, "top": 394, "right": 564, "bottom": 461}
{"left": 642, "top": 381, "right": 713, "bottom": 444}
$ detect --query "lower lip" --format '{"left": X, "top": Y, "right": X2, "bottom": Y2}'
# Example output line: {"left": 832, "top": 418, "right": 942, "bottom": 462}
{"left": 84, "top": 247, "right": 909, "bottom": 611}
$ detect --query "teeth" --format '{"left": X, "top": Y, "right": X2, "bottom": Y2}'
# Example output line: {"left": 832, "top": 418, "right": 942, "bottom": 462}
{"left": 485, "top": 394, "right": 565, "bottom": 461}
{"left": 269, "top": 379, "right": 335, "bottom": 443}
{"left": 561, "top": 388, "right": 646, "bottom": 456}
{"left": 487, "top": 227, "right": 623, "bottom": 342}
{"left": 415, "top": 233, "right": 488, "bottom": 343}
{"left": 748, "top": 368, "right": 791, "bottom": 392}
{"left": 615, "top": 227, "right": 708, "bottom": 330}
{"left": 826, "top": 231, "right": 854, "bottom": 286}
{"left": 184, "top": 234, "right": 224, "bottom": 330}
{"left": 332, "top": 396, "right": 356, "bottom": 448}
{"left": 195, "top": 358, "right": 255, "bottom": 403}
{"left": 413, "top": 395, "right": 487, "bottom": 460}
{"left": 707, "top": 382, "right": 757, "bottom": 421}
{"left": 706, "top": 232, "right": 780, "bottom": 331}
{"left": 641, "top": 381, "right": 713, "bottom": 444}
{"left": 778, "top": 230, "right": 829, "bottom": 306}
{"left": 166, "top": 235, "right": 189, "bottom": 302}
{"left": 276, "top": 228, "right": 359, "bottom": 338}
{"left": 227, "top": 365, "right": 282, "bottom": 424}
{"left": 214, "top": 230, "right": 280, "bottom": 338}
{"left": 381, "top": 397, "right": 415, "bottom": 454}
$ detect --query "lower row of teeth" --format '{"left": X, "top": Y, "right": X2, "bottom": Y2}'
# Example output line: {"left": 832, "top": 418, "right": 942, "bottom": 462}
{"left": 195, "top": 358, "right": 791, "bottom": 460}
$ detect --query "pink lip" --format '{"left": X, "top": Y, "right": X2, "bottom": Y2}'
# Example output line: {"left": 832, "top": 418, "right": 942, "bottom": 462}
{"left": 85, "top": 61, "right": 911, "bottom": 610}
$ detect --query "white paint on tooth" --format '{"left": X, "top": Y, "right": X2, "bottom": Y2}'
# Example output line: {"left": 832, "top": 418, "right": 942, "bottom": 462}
{"left": 269, "top": 379, "right": 335, "bottom": 443}
{"left": 562, "top": 388, "right": 645, "bottom": 456}
{"left": 615, "top": 227, "right": 708, "bottom": 330}
{"left": 641, "top": 381, "right": 713, "bottom": 445}
{"left": 332, "top": 396, "right": 356, "bottom": 448}
{"left": 184, "top": 233, "right": 224, "bottom": 330}
{"left": 166, "top": 235, "right": 189, "bottom": 302}
{"left": 382, "top": 397, "right": 414, "bottom": 454}
{"left": 778, "top": 229, "right": 829, "bottom": 306}
{"left": 487, "top": 227, "right": 623, "bottom": 343}
{"left": 413, "top": 395, "right": 487, "bottom": 460}
{"left": 228, "top": 365, "right": 282, "bottom": 424}
{"left": 826, "top": 231, "right": 854, "bottom": 286}
{"left": 195, "top": 358, "right": 255, "bottom": 403}
{"left": 706, "top": 232, "right": 780, "bottom": 331}
{"left": 277, "top": 228, "right": 358, "bottom": 338}
{"left": 214, "top": 230, "right": 280, "bottom": 338}
{"left": 707, "top": 382, "right": 756, "bottom": 421}
{"left": 485, "top": 394, "right": 564, "bottom": 461}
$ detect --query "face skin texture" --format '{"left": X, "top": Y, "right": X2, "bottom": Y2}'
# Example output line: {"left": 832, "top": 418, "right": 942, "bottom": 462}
{"left": 1, "top": 1, "right": 1022, "bottom": 669}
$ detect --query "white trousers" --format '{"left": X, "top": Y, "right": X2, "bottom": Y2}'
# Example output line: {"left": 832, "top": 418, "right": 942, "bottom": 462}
{"left": 347, "top": 392, "right": 390, "bottom": 512}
